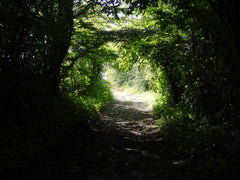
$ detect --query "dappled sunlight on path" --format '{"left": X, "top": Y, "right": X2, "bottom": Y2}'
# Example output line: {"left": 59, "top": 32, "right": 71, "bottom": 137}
{"left": 112, "top": 89, "right": 152, "bottom": 111}
{"left": 100, "top": 89, "right": 160, "bottom": 137}
{"left": 63, "top": 89, "right": 186, "bottom": 179}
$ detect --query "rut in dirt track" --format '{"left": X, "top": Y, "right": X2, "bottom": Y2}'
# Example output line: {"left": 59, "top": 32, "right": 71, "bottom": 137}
{"left": 63, "top": 90, "right": 186, "bottom": 179}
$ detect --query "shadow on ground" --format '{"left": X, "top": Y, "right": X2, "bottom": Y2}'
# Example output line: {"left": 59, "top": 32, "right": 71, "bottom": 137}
{"left": 61, "top": 91, "right": 188, "bottom": 179}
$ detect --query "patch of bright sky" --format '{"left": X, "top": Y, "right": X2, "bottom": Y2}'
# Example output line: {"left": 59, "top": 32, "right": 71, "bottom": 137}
{"left": 105, "top": 14, "right": 142, "bottom": 31}
{"left": 74, "top": 0, "right": 145, "bottom": 32}
{"left": 104, "top": 2, "right": 142, "bottom": 31}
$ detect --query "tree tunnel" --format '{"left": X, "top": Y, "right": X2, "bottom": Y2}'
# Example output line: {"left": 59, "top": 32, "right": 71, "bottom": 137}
{"left": 1, "top": 0, "right": 240, "bottom": 179}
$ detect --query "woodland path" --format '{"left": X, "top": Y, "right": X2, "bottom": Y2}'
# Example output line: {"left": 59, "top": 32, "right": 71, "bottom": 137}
{"left": 61, "top": 89, "right": 186, "bottom": 179}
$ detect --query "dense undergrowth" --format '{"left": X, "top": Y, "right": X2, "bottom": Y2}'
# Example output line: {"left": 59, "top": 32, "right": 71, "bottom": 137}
{"left": 106, "top": 59, "right": 240, "bottom": 178}
{"left": 156, "top": 106, "right": 240, "bottom": 178}
{"left": 66, "top": 80, "right": 113, "bottom": 118}
{"left": 1, "top": 0, "right": 240, "bottom": 179}
{"left": 0, "top": 73, "right": 113, "bottom": 177}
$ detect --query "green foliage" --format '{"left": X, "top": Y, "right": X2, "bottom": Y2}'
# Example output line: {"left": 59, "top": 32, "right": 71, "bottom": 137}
{"left": 0, "top": 1, "right": 119, "bottom": 175}
{"left": 102, "top": 1, "right": 240, "bottom": 177}
{"left": 60, "top": 4, "right": 116, "bottom": 116}
{"left": 1, "top": 0, "right": 240, "bottom": 178}
{"left": 68, "top": 80, "right": 113, "bottom": 114}
{"left": 106, "top": 62, "right": 151, "bottom": 91}
{"left": 0, "top": 0, "right": 74, "bottom": 91}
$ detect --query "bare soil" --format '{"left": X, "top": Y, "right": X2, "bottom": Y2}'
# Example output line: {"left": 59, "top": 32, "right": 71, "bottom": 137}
{"left": 61, "top": 89, "right": 186, "bottom": 179}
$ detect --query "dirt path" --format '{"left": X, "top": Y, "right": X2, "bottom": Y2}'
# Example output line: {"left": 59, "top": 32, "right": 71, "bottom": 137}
{"left": 62, "top": 89, "right": 185, "bottom": 179}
